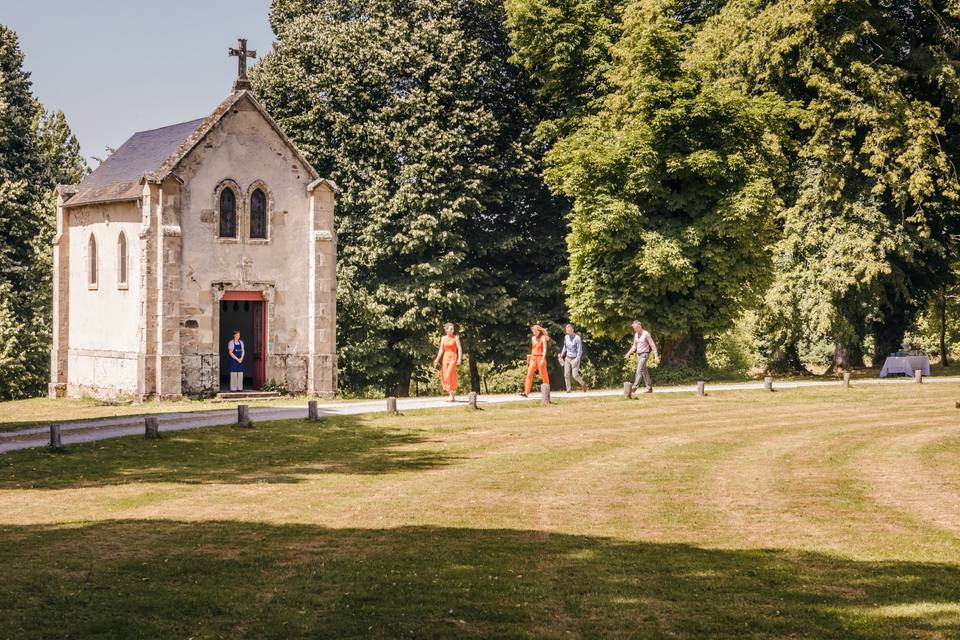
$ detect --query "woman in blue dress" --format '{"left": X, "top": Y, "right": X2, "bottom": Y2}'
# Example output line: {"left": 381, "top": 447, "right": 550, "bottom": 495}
{"left": 227, "top": 329, "right": 245, "bottom": 391}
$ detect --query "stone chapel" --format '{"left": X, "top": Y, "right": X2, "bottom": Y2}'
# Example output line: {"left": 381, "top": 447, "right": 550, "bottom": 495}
{"left": 48, "top": 40, "right": 337, "bottom": 400}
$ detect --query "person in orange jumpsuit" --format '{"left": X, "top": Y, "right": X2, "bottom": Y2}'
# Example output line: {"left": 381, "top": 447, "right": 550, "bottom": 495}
{"left": 520, "top": 324, "right": 551, "bottom": 397}
{"left": 433, "top": 322, "right": 462, "bottom": 402}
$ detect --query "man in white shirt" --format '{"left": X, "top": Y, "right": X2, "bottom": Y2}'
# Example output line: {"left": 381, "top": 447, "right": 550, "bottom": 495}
{"left": 558, "top": 323, "right": 587, "bottom": 392}
{"left": 625, "top": 320, "right": 659, "bottom": 393}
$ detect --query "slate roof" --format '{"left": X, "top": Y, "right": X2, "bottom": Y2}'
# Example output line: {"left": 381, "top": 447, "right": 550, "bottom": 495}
{"left": 68, "top": 118, "right": 206, "bottom": 207}
{"left": 64, "top": 90, "right": 320, "bottom": 208}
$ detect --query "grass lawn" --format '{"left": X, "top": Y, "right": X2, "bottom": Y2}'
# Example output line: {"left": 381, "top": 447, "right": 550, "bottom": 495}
{"left": 1, "top": 384, "right": 959, "bottom": 638}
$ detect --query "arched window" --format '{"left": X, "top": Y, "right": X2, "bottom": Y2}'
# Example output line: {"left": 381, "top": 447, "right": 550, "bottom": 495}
{"left": 250, "top": 188, "right": 267, "bottom": 239}
{"left": 219, "top": 187, "right": 237, "bottom": 238}
{"left": 117, "top": 231, "right": 128, "bottom": 288}
{"left": 88, "top": 234, "right": 98, "bottom": 288}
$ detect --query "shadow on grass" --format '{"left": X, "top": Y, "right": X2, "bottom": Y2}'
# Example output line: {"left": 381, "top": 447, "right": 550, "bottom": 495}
{"left": 0, "top": 416, "right": 456, "bottom": 489}
{"left": 0, "top": 520, "right": 958, "bottom": 639}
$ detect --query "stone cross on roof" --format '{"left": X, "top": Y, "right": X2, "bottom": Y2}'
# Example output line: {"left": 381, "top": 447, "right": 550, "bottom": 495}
{"left": 228, "top": 38, "right": 257, "bottom": 91}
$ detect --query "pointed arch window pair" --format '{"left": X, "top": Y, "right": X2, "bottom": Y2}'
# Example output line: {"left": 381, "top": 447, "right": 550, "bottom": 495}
{"left": 87, "top": 231, "right": 128, "bottom": 290}
{"left": 218, "top": 185, "right": 268, "bottom": 240}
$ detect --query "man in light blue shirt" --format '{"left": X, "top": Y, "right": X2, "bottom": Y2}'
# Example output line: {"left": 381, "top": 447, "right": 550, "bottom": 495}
{"left": 558, "top": 323, "right": 587, "bottom": 392}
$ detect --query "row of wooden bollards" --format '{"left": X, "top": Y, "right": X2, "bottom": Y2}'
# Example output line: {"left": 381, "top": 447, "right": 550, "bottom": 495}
{"left": 47, "top": 369, "right": 934, "bottom": 449}
{"left": 383, "top": 390, "right": 489, "bottom": 414}
{"left": 618, "top": 370, "right": 928, "bottom": 399}
{"left": 47, "top": 394, "right": 477, "bottom": 449}
{"left": 48, "top": 414, "right": 165, "bottom": 450}
{"left": 386, "top": 387, "right": 560, "bottom": 414}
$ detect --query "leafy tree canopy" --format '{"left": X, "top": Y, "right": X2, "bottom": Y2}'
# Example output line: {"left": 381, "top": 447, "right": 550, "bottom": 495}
{"left": 254, "top": 0, "right": 566, "bottom": 394}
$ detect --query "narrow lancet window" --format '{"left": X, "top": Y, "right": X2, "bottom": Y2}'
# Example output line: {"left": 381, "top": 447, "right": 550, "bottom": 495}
{"left": 88, "top": 234, "right": 98, "bottom": 288}
{"left": 250, "top": 188, "right": 267, "bottom": 239}
{"left": 117, "top": 231, "right": 128, "bottom": 287}
{"left": 219, "top": 187, "right": 237, "bottom": 238}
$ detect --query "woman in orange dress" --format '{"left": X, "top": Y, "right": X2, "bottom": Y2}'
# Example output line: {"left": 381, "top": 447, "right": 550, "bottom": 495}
{"left": 433, "top": 322, "right": 462, "bottom": 402}
{"left": 520, "top": 324, "right": 550, "bottom": 397}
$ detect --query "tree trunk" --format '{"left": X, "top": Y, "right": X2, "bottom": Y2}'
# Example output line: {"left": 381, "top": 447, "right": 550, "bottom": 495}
{"left": 660, "top": 332, "right": 707, "bottom": 368}
{"left": 939, "top": 288, "right": 949, "bottom": 367}
{"left": 393, "top": 357, "right": 413, "bottom": 397}
{"left": 468, "top": 352, "right": 481, "bottom": 394}
{"left": 768, "top": 341, "right": 805, "bottom": 373}
{"left": 832, "top": 338, "right": 864, "bottom": 371}
{"left": 871, "top": 296, "right": 910, "bottom": 364}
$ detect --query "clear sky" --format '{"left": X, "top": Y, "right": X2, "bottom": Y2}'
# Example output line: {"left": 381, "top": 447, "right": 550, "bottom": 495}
{"left": 3, "top": 0, "right": 275, "bottom": 165}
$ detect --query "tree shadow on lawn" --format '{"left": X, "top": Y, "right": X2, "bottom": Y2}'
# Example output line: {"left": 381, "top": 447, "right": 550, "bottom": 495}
{"left": 0, "top": 416, "right": 458, "bottom": 489}
{"left": 0, "top": 520, "right": 957, "bottom": 639}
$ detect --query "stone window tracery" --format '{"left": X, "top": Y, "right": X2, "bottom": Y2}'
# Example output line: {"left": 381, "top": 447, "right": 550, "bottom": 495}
{"left": 219, "top": 187, "right": 237, "bottom": 238}
{"left": 250, "top": 188, "right": 267, "bottom": 239}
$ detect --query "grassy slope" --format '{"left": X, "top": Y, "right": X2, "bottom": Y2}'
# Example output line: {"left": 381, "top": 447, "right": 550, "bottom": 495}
{"left": 1, "top": 385, "right": 959, "bottom": 638}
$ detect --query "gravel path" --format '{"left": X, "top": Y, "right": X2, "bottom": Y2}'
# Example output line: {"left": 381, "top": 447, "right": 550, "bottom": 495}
{"left": 2, "top": 376, "right": 958, "bottom": 453}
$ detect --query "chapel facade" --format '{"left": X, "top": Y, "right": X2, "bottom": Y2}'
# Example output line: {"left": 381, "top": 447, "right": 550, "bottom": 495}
{"left": 48, "top": 66, "right": 337, "bottom": 400}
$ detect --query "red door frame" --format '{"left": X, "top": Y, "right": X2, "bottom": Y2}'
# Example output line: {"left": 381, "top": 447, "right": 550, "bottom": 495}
{"left": 222, "top": 291, "right": 266, "bottom": 389}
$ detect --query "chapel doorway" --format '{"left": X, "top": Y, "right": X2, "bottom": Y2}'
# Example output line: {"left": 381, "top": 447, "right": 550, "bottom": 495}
{"left": 218, "top": 292, "right": 266, "bottom": 390}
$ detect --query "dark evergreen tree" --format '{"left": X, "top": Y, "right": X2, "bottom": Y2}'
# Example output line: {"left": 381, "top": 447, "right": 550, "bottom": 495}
{"left": 0, "top": 25, "right": 43, "bottom": 299}
{"left": 253, "top": 0, "right": 566, "bottom": 395}
{"left": 0, "top": 25, "right": 87, "bottom": 399}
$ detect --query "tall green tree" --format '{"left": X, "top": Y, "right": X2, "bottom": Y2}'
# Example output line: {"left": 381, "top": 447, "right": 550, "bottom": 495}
{"left": 0, "top": 25, "right": 86, "bottom": 399}
{"left": 35, "top": 109, "right": 87, "bottom": 188}
{"left": 0, "top": 25, "right": 43, "bottom": 299}
{"left": 25, "top": 109, "right": 88, "bottom": 396}
{"left": 690, "top": 0, "right": 960, "bottom": 369}
{"left": 510, "top": 1, "right": 788, "bottom": 364}
{"left": 504, "top": 0, "right": 624, "bottom": 131}
{"left": 253, "top": 0, "right": 566, "bottom": 395}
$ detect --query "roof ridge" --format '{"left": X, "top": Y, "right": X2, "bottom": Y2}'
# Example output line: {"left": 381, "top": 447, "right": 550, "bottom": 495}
{"left": 133, "top": 117, "right": 206, "bottom": 136}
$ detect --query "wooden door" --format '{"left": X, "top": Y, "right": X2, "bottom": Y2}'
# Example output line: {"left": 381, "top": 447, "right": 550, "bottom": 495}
{"left": 252, "top": 301, "right": 265, "bottom": 388}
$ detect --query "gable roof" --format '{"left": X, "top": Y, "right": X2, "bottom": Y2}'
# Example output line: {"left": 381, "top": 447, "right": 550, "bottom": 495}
{"left": 67, "top": 118, "right": 205, "bottom": 207}
{"left": 155, "top": 91, "right": 320, "bottom": 184}
{"left": 64, "top": 90, "right": 319, "bottom": 208}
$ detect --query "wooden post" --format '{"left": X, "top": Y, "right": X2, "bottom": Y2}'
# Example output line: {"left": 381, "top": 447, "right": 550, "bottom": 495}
{"left": 914, "top": 369, "right": 923, "bottom": 383}
{"left": 541, "top": 383, "right": 551, "bottom": 405}
{"left": 307, "top": 400, "right": 319, "bottom": 420}
{"left": 842, "top": 372, "right": 850, "bottom": 388}
{"left": 49, "top": 424, "right": 62, "bottom": 449}
{"left": 624, "top": 382, "right": 633, "bottom": 398}
{"left": 237, "top": 404, "right": 252, "bottom": 427}
{"left": 387, "top": 396, "right": 398, "bottom": 414}
{"left": 763, "top": 376, "right": 773, "bottom": 391}
{"left": 144, "top": 417, "right": 160, "bottom": 439}
{"left": 467, "top": 391, "right": 478, "bottom": 409}
{"left": 696, "top": 380, "right": 705, "bottom": 397}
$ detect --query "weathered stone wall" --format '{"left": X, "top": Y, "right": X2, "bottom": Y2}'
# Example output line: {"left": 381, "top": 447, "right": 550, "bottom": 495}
{"left": 308, "top": 183, "right": 338, "bottom": 396}
{"left": 180, "top": 353, "right": 219, "bottom": 396}
{"left": 65, "top": 200, "right": 142, "bottom": 398}
{"left": 269, "top": 353, "right": 309, "bottom": 394}
{"left": 175, "top": 94, "right": 335, "bottom": 396}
